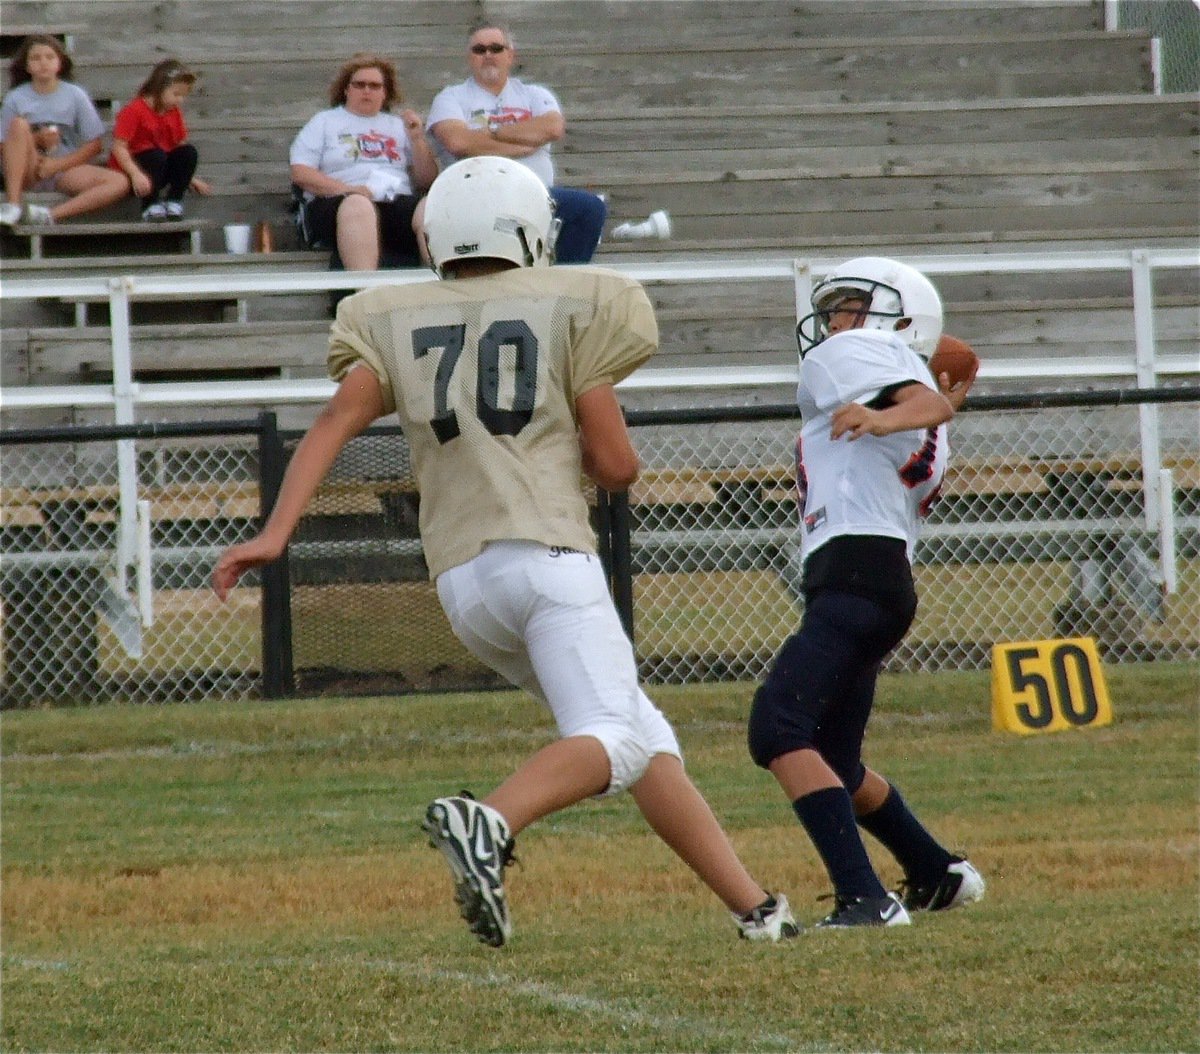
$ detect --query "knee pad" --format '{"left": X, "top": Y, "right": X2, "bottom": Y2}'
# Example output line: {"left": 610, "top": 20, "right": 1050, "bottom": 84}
{"left": 747, "top": 675, "right": 827, "bottom": 770}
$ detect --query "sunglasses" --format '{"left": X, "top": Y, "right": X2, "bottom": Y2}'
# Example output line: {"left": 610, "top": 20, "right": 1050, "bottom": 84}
{"left": 470, "top": 43, "right": 508, "bottom": 54}
{"left": 349, "top": 79, "right": 386, "bottom": 90}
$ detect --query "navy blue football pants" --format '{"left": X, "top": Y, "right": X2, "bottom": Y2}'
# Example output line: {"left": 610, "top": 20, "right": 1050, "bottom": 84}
{"left": 748, "top": 589, "right": 917, "bottom": 792}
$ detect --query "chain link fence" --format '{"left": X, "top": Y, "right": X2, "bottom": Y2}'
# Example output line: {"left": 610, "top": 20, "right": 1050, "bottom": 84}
{"left": 624, "top": 391, "right": 1200, "bottom": 682}
{"left": 1114, "top": 0, "right": 1200, "bottom": 92}
{"left": 281, "top": 428, "right": 505, "bottom": 697}
{"left": 2, "top": 390, "right": 1197, "bottom": 705}
{"left": 0, "top": 420, "right": 269, "bottom": 705}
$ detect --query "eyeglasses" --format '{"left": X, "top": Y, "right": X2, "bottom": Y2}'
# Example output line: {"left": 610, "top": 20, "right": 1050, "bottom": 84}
{"left": 470, "top": 43, "right": 508, "bottom": 55}
{"left": 349, "top": 79, "right": 386, "bottom": 90}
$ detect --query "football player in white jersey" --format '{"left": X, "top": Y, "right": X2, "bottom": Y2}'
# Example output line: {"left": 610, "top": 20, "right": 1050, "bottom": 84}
{"left": 747, "top": 257, "right": 986, "bottom": 927}
{"left": 212, "top": 156, "right": 797, "bottom": 947}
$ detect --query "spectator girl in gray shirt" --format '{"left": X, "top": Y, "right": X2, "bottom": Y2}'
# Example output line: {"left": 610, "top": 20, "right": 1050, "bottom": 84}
{"left": 0, "top": 34, "right": 128, "bottom": 225}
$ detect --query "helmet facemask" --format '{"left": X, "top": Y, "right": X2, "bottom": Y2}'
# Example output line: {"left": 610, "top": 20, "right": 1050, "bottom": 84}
{"left": 795, "top": 257, "right": 942, "bottom": 359}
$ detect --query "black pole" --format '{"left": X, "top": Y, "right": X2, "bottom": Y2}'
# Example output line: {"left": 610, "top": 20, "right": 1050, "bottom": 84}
{"left": 257, "top": 412, "right": 294, "bottom": 698}
{"left": 608, "top": 489, "right": 635, "bottom": 646}
{"left": 596, "top": 486, "right": 613, "bottom": 583}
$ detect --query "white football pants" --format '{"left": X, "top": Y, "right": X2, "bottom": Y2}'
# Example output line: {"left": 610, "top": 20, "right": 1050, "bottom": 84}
{"left": 436, "top": 540, "right": 681, "bottom": 794}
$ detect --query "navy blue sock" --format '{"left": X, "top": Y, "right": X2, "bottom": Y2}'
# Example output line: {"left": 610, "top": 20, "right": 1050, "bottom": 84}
{"left": 856, "top": 783, "right": 953, "bottom": 885}
{"left": 793, "top": 786, "right": 886, "bottom": 900}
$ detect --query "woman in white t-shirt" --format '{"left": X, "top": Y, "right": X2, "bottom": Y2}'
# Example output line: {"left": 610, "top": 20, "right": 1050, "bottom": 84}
{"left": 290, "top": 53, "right": 439, "bottom": 271}
{"left": 0, "top": 34, "right": 128, "bottom": 225}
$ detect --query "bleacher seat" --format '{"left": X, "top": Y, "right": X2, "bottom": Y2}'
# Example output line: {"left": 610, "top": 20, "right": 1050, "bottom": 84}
{"left": 0, "top": 0, "right": 1195, "bottom": 418}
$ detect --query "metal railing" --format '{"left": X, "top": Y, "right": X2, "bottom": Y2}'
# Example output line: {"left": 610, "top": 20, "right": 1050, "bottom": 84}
{"left": 4, "top": 248, "right": 1196, "bottom": 572}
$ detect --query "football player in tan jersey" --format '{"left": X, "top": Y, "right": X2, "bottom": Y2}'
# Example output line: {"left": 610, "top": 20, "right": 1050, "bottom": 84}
{"left": 212, "top": 156, "right": 797, "bottom": 947}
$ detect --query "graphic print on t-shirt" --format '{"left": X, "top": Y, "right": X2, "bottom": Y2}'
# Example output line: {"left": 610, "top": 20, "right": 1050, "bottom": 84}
{"left": 338, "top": 130, "right": 403, "bottom": 162}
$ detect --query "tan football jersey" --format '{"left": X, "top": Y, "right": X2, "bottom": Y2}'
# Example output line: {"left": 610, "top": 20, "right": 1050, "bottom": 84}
{"left": 327, "top": 265, "right": 658, "bottom": 578}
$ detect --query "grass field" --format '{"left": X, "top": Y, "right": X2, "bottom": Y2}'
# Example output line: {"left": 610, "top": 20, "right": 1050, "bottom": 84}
{"left": 3, "top": 663, "right": 1197, "bottom": 1053}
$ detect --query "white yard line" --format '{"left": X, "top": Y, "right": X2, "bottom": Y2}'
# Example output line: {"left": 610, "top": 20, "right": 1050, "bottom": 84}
{"left": 367, "top": 957, "right": 799, "bottom": 1052}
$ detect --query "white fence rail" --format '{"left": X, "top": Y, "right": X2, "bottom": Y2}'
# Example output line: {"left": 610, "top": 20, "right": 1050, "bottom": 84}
{"left": 2, "top": 249, "right": 1198, "bottom": 412}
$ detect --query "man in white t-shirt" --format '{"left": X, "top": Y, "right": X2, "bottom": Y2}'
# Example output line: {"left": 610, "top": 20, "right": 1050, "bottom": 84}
{"left": 423, "top": 22, "right": 606, "bottom": 263}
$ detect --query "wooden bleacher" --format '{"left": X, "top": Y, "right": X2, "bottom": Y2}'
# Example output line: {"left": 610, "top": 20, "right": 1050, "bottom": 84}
{"left": 0, "top": 21, "right": 79, "bottom": 56}
{"left": 2, "top": 0, "right": 1194, "bottom": 247}
{"left": 4, "top": 216, "right": 208, "bottom": 260}
{"left": 6, "top": 453, "right": 1193, "bottom": 551}
{"left": 0, "top": 0, "right": 1196, "bottom": 416}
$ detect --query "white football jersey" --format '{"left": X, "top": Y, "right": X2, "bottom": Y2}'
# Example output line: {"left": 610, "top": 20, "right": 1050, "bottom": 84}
{"left": 328, "top": 266, "right": 657, "bottom": 577}
{"left": 795, "top": 329, "right": 948, "bottom": 562}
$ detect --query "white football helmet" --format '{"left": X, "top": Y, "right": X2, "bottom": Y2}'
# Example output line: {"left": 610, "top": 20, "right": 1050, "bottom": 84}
{"left": 796, "top": 256, "right": 943, "bottom": 359}
{"left": 422, "top": 156, "right": 559, "bottom": 277}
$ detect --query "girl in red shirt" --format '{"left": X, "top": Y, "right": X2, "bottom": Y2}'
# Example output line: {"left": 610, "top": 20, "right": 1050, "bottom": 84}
{"left": 109, "top": 59, "right": 211, "bottom": 220}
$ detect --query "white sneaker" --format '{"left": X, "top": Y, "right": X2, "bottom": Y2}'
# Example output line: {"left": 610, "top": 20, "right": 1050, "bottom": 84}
{"left": 0, "top": 202, "right": 21, "bottom": 225}
{"left": 422, "top": 793, "right": 515, "bottom": 947}
{"left": 21, "top": 203, "right": 53, "bottom": 225}
{"left": 142, "top": 202, "right": 168, "bottom": 221}
{"left": 164, "top": 201, "right": 184, "bottom": 219}
{"left": 899, "top": 857, "right": 985, "bottom": 912}
{"left": 610, "top": 209, "right": 672, "bottom": 241}
{"left": 734, "top": 893, "right": 801, "bottom": 941}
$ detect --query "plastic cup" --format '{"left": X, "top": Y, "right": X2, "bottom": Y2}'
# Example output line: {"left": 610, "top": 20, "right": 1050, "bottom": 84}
{"left": 223, "top": 224, "right": 251, "bottom": 254}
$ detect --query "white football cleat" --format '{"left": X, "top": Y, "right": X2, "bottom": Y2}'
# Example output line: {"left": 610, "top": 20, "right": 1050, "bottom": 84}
{"left": 734, "top": 893, "right": 801, "bottom": 941}
{"left": 423, "top": 793, "right": 515, "bottom": 947}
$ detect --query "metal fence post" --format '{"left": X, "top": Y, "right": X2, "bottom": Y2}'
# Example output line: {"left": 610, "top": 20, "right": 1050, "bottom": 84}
{"left": 108, "top": 276, "right": 139, "bottom": 591}
{"left": 608, "top": 490, "right": 635, "bottom": 646}
{"left": 792, "top": 258, "right": 812, "bottom": 369}
{"left": 257, "top": 412, "right": 294, "bottom": 698}
{"left": 596, "top": 486, "right": 613, "bottom": 582}
{"left": 1131, "top": 249, "right": 1163, "bottom": 531}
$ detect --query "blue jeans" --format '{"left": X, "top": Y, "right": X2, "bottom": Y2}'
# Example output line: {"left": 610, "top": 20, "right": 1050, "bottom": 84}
{"left": 549, "top": 186, "right": 606, "bottom": 263}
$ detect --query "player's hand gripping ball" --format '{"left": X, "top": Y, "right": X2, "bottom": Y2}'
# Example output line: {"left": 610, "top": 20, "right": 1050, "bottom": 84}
{"left": 929, "top": 334, "right": 980, "bottom": 389}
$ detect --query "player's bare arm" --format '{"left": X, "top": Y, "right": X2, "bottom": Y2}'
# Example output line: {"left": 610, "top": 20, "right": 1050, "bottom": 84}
{"left": 211, "top": 365, "right": 385, "bottom": 600}
{"left": 831, "top": 381, "right": 955, "bottom": 441}
{"left": 577, "top": 383, "right": 640, "bottom": 492}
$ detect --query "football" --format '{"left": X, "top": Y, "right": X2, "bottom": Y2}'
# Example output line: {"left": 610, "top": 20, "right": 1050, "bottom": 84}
{"left": 929, "top": 334, "right": 979, "bottom": 388}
